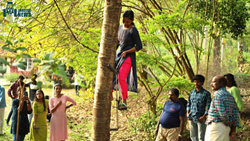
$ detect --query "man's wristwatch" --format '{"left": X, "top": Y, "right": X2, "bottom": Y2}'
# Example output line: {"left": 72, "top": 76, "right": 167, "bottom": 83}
{"left": 178, "top": 134, "right": 182, "bottom": 137}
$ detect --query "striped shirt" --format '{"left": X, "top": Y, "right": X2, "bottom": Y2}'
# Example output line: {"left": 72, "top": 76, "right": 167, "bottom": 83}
{"left": 187, "top": 87, "right": 211, "bottom": 123}
{"left": 208, "top": 87, "right": 240, "bottom": 127}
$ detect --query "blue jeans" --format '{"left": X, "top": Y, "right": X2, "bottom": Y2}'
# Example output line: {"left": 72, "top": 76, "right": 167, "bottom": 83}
{"left": 12, "top": 134, "right": 25, "bottom": 141}
{"left": 189, "top": 119, "right": 206, "bottom": 141}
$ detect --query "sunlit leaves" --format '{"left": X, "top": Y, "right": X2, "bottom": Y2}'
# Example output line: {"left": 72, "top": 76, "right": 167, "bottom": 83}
{"left": 1, "top": 0, "right": 103, "bottom": 86}
{"left": 20, "top": 54, "right": 31, "bottom": 58}
{"left": 190, "top": 0, "right": 250, "bottom": 39}
{"left": 6, "top": 40, "right": 12, "bottom": 46}
{"left": 15, "top": 47, "right": 27, "bottom": 51}
{"left": 2, "top": 46, "right": 15, "bottom": 52}
{"left": 37, "top": 51, "right": 69, "bottom": 85}
{"left": 32, "top": 58, "right": 41, "bottom": 63}
{"left": 0, "top": 57, "right": 10, "bottom": 65}
{"left": 12, "top": 62, "right": 27, "bottom": 70}
{"left": 0, "top": 66, "right": 7, "bottom": 75}
{"left": 44, "top": 52, "right": 54, "bottom": 60}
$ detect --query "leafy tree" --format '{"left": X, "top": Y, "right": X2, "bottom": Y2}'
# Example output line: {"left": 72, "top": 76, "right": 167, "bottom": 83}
{"left": 0, "top": 0, "right": 103, "bottom": 85}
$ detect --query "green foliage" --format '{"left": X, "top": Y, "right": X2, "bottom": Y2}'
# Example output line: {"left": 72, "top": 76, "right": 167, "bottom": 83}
{"left": 0, "top": 66, "right": 7, "bottom": 75}
{"left": 37, "top": 52, "right": 69, "bottom": 85}
{"left": 37, "top": 81, "right": 42, "bottom": 89}
{"left": 165, "top": 76, "right": 193, "bottom": 95}
{"left": 0, "top": 57, "right": 9, "bottom": 66}
{"left": 234, "top": 73, "right": 250, "bottom": 88}
{"left": 12, "top": 62, "right": 27, "bottom": 70}
{"left": 1, "top": 0, "right": 102, "bottom": 88}
{"left": 190, "top": 0, "right": 250, "bottom": 39}
{"left": 127, "top": 111, "right": 158, "bottom": 139}
{"left": 4, "top": 73, "right": 19, "bottom": 83}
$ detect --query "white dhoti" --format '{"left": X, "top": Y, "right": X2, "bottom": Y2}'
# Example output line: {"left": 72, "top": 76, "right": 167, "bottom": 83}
{"left": 205, "top": 122, "right": 230, "bottom": 141}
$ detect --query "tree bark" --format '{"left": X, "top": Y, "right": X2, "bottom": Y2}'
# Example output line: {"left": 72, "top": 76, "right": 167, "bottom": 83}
{"left": 203, "top": 26, "right": 208, "bottom": 66}
{"left": 204, "top": 37, "right": 212, "bottom": 89}
{"left": 221, "top": 38, "right": 225, "bottom": 69}
{"left": 237, "top": 39, "right": 244, "bottom": 72}
{"left": 91, "top": 0, "right": 121, "bottom": 140}
{"left": 213, "top": 30, "right": 221, "bottom": 75}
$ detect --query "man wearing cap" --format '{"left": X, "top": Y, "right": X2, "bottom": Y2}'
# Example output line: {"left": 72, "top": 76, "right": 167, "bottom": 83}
{"left": 6, "top": 75, "right": 26, "bottom": 126}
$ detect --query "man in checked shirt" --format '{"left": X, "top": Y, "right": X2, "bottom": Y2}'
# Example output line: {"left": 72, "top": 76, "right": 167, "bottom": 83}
{"left": 187, "top": 75, "right": 211, "bottom": 141}
{"left": 205, "top": 76, "right": 240, "bottom": 141}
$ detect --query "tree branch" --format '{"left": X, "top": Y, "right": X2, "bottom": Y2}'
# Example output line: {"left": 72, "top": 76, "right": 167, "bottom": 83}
{"left": 148, "top": 68, "right": 162, "bottom": 87}
{"left": 53, "top": 0, "right": 98, "bottom": 53}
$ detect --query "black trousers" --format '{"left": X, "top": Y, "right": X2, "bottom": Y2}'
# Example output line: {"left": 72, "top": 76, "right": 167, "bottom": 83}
{"left": 75, "top": 85, "right": 80, "bottom": 96}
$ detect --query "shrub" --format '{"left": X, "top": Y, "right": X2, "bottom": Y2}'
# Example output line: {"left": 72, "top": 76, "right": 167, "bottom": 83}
{"left": 234, "top": 73, "right": 250, "bottom": 88}
{"left": 4, "top": 73, "right": 19, "bottom": 83}
{"left": 164, "top": 76, "right": 193, "bottom": 95}
{"left": 127, "top": 111, "right": 158, "bottom": 140}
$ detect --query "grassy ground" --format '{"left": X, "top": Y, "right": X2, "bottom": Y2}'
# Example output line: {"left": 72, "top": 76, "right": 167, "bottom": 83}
{"left": 1, "top": 85, "right": 250, "bottom": 141}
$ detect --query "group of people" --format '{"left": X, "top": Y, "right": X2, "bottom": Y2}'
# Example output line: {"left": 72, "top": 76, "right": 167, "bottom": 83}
{"left": 0, "top": 8, "right": 245, "bottom": 141}
{"left": 108, "top": 9, "right": 244, "bottom": 141}
{"left": 155, "top": 74, "right": 244, "bottom": 141}
{"left": 108, "top": 10, "right": 243, "bottom": 141}
{"left": 0, "top": 74, "right": 76, "bottom": 141}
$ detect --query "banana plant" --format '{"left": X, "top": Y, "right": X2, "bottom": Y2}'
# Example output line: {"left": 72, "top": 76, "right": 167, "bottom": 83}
{"left": 36, "top": 52, "right": 69, "bottom": 85}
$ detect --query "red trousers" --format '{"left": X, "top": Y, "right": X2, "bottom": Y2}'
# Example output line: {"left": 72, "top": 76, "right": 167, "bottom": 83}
{"left": 118, "top": 57, "right": 132, "bottom": 100}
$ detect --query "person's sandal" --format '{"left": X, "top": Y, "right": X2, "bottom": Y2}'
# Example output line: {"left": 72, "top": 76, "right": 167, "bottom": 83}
{"left": 118, "top": 103, "right": 128, "bottom": 110}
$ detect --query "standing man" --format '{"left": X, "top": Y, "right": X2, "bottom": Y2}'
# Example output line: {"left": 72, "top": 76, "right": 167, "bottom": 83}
{"left": 187, "top": 75, "right": 211, "bottom": 141}
{"left": 205, "top": 76, "right": 239, "bottom": 141}
{"left": 72, "top": 72, "right": 84, "bottom": 96}
{"left": 72, "top": 72, "right": 80, "bottom": 96}
{"left": 25, "top": 74, "right": 38, "bottom": 123}
{"left": 0, "top": 85, "right": 6, "bottom": 135}
{"left": 6, "top": 75, "right": 26, "bottom": 126}
{"left": 155, "top": 88, "right": 186, "bottom": 141}
{"left": 25, "top": 74, "right": 38, "bottom": 101}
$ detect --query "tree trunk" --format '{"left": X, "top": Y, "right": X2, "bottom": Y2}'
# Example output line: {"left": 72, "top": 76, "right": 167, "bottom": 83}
{"left": 91, "top": 0, "right": 121, "bottom": 140}
{"left": 149, "top": 99, "right": 157, "bottom": 116}
{"left": 221, "top": 38, "right": 225, "bottom": 69}
{"left": 237, "top": 39, "right": 244, "bottom": 72}
{"left": 204, "top": 37, "right": 212, "bottom": 89}
{"left": 213, "top": 31, "right": 221, "bottom": 75}
{"left": 202, "top": 26, "right": 208, "bottom": 66}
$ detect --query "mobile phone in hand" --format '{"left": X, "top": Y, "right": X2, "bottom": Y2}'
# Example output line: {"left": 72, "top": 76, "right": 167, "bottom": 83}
{"left": 33, "top": 127, "right": 40, "bottom": 130}
{"left": 23, "top": 91, "right": 28, "bottom": 97}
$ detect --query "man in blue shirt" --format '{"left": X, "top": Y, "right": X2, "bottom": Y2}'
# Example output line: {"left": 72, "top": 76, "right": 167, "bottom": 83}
{"left": 187, "top": 75, "right": 211, "bottom": 141}
{"left": 155, "top": 88, "right": 186, "bottom": 141}
{"left": 0, "top": 85, "right": 6, "bottom": 135}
